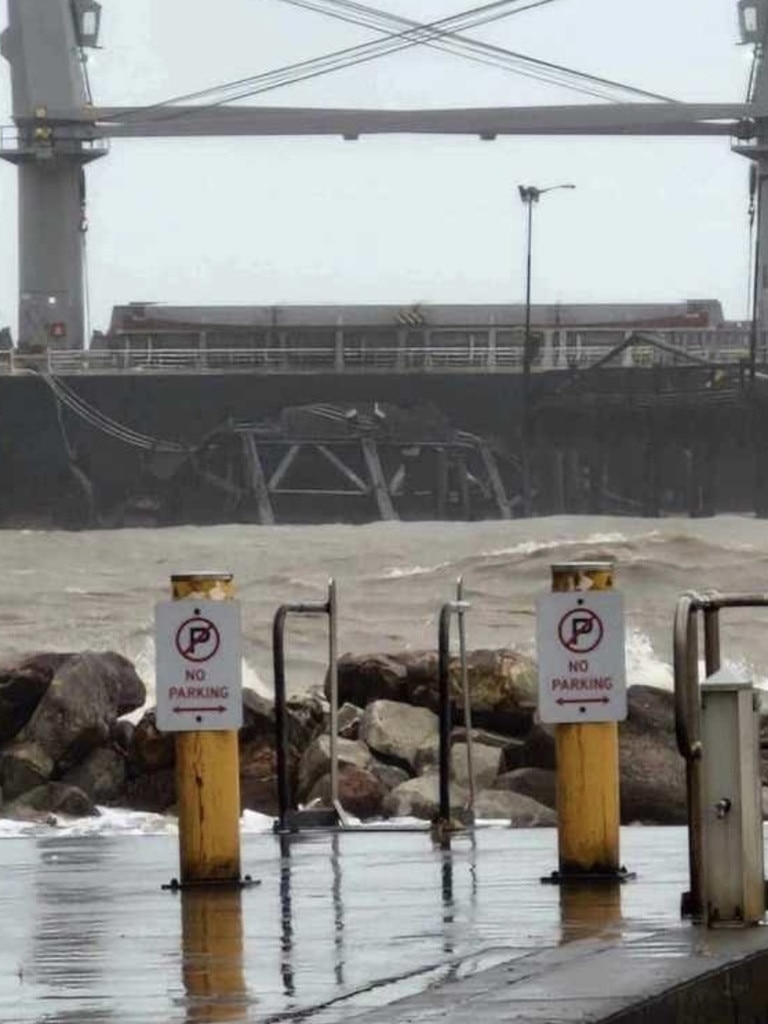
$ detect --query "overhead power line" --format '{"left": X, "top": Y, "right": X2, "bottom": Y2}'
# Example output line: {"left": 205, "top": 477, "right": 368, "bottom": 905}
{"left": 276, "top": 0, "right": 676, "bottom": 104}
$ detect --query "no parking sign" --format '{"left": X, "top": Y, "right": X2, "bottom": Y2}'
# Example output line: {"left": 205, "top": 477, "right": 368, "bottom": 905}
{"left": 536, "top": 592, "right": 627, "bottom": 724}
{"left": 155, "top": 599, "right": 242, "bottom": 732}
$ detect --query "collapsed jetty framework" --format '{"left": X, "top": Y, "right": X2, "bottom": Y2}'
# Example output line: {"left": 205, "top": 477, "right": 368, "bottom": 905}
{"left": 1, "top": 1, "right": 768, "bottom": 526}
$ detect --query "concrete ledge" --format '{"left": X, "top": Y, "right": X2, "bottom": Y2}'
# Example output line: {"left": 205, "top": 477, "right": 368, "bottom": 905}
{"left": 345, "top": 926, "right": 768, "bottom": 1023}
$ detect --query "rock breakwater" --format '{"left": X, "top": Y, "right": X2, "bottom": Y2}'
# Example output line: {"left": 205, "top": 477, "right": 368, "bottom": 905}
{"left": 0, "top": 647, "right": 718, "bottom": 826}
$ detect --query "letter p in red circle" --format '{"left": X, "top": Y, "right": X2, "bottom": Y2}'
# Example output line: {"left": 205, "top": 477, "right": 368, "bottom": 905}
{"left": 175, "top": 616, "right": 221, "bottom": 663}
{"left": 558, "top": 608, "right": 603, "bottom": 654}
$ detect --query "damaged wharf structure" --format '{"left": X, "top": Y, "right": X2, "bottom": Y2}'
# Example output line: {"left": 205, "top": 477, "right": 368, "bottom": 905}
{"left": 0, "top": 299, "right": 766, "bottom": 528}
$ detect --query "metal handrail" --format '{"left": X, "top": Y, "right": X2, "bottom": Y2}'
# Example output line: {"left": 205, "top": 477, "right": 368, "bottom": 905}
{"left": 272, "top": 580, "right": 338, "bottom": 833}
{"left": 436, "top": 580, "right": 472, "bottom": 829}
{"left": 1, "top": 344, "right": 753, "bottom": 378}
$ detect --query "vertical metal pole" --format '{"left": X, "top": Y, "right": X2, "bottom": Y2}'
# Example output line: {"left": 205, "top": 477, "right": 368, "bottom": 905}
{"left": 521, "top": 195, "right": 534, "bottom": 518}
{"left": 438, "top": 604, "right": 453, "bottom": 826}
{"left": 703, "top": 606, "right": 721, "bottom": 677}
{"left": 328, "top": 579, "right": 340, "bottom": 813}
{"left": 171, "top": 573, "right": 241, "bottom": 885}
{"left": 457, "top": 578, "right": 476, "bottom": 819}
{"left": 273, "top": 606, "right": 292, "bottom": 832}
{"left": 552, "top": 561, "right": 622, "bottom": 877}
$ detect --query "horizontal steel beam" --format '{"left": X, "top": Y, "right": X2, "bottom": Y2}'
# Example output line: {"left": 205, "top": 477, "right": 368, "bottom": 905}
{"left": 83, "top": 102, "right": 757, "bottom": 139}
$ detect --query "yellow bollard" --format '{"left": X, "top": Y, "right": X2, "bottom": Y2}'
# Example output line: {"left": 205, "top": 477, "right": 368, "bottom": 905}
{"left": 551, "top": 561, "right": 622, "bottom": 878}
{"left": 171, "top": 572, "right": 242, "bottom": 886}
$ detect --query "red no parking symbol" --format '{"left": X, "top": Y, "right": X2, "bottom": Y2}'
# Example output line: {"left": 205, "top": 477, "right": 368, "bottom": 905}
{"left": 175, "top": 615, "right": 221, "bottom": 663}
{"left": 557, "top": 607, "right": 604, "bottom": 654}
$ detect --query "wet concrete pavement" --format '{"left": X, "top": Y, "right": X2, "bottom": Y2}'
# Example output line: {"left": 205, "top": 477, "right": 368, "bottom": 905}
{"left": 0, "top": 824, "right": 760, "bottom": 1023}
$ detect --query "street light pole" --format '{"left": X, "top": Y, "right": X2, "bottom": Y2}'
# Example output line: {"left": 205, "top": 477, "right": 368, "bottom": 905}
{"left": 517, "top": 182, "right": 575, "bottom": 517}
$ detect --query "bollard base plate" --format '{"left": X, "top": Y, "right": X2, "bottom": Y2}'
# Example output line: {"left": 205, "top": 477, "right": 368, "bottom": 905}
{"left": 541, "top": 867, "right": 636, "bottom": 885}
{"left": 162, "top": 874, "right": 261, "bottom": 892}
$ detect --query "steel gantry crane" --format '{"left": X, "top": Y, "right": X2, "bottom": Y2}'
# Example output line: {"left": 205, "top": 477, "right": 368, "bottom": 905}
{"left": 0, "top": 0, "right": 765, "bottom": 350}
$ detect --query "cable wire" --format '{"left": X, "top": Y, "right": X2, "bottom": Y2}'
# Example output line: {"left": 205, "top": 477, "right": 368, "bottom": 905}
{"left": 278, "top": 0, "right": 676, "bottom": 103}
{"left": 107, "top": 0, "right": 534, "bottom": 119}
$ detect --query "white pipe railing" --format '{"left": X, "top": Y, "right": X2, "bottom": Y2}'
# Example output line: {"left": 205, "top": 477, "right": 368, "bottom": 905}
{"left": 0, "top": 326, "right": 759, "bottom": 376}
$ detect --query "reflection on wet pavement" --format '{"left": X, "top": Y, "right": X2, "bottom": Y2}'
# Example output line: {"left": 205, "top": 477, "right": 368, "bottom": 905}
{"left": 0, "top": 825, "right": 695, "bottom": 1022}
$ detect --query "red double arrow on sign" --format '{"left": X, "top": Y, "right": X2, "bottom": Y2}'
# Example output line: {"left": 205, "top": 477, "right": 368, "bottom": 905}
{"left": 556, "top": 696, "right": 610, "bottom": 706}
{"left": 173, "top": 705, "right": 227, "bottom": 713}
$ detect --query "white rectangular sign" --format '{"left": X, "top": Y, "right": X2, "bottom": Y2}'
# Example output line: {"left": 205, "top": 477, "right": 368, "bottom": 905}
{"left": 536, "top": 592, "right": 627, "bottom": 725}
{"left": 155, "top": 599, "right": 242, "bottom": 732}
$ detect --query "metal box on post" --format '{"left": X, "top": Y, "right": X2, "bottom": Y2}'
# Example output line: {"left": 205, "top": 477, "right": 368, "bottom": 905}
{"left": 700, "top": 669, "right": 765, "bottom": 927}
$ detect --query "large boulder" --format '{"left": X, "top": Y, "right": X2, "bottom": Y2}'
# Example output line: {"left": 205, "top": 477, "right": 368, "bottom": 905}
{"left": 0, "top": 651, "right": 146, "bottom": 798}
{"left": 330, "top": 649, "right": 537, "bottom": 735}
{"left": 240, "top": 738, "right": 280, "bottom": 815}
{"left": 3, "top": 782, "right": 98, "bottom": 820}
{"left": 501, "top": 724, "right": 555, "bottom": 772}
{"left": 307, "top": 765, "right": 386, "bottom": 819}
{"left": 473, "top": 789, "right": 557, "bottom": 827}
{"left": 127, "top": 710, "right": 175, "bottom": 774}
{"left": 451, "top": 742, "right": 501, "bottom": 789}
{"left": 298, "top": 735, "right": 372, "bottom": 801}
{"left": 360, "top": 700, "right": 439, "bottom": 772}
{"left": 62, "top": 748, "right": 126, "bottom": 805}
{"left": 382, "top": 774, "right": 468, "bottom": 820}
{"left": 619, "top": 685, "right": 687, "bottom": 825}
{"left": 0, "top": 741, "right": 52, "bottom": 801}
{"left": 333, "top": 654, "right": 408, "bottom": 706}
{"left": 494, "top": 767, "right": 557, "bottom": 810}
{"left": 0, "top": 653, "right": 69, "bottom": 743}
{"left": 369, "top": 760, "right": 410, "bottom": 792}
{"left": 120, "top": 768, "right": 176, "bottom": 813}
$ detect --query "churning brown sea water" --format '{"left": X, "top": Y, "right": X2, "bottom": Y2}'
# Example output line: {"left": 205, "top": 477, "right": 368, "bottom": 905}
{"left": 1, "top": 514, "right": 767, "bottom": 701}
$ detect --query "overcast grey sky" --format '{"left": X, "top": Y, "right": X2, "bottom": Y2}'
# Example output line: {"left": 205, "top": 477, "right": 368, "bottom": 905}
{"left": 0, "top": 0, "right": 754, "bottom": 334}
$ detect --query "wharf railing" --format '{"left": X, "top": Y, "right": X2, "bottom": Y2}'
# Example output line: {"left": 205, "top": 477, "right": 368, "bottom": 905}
{"left": 0, "top": 326, "right": 760, "bottom": 377}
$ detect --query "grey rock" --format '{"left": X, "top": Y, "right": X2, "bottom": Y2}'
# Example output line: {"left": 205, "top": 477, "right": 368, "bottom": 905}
{"left": 331, "top": 648, "right": 537, "bottom": 735}
{"left": 451, "top": 726, "right": 516, "bottom": 749}
{"left": 0, "top": 653, "right": 67, "bottom": 744}
{"left": 307, "top": 765, "right": 385, "bottom": 819}
{"left": 330, "top": 653, "right": 408, "bottom": 706}
{"left": 62, "top": 747, "right": 126, "bottom": 804}
{"left": 127, "top": 709, "right": 175, "bottom": 774}
{"left": 241, "top": 688, "right": 276, "bottom": 741}
{"left": 473, "top": 788, "right": 557, "bottom": 827}
{"left": 2, "top": 652, "right": 147, "bottom": 787}
{"left": 382, "top": 773, "right": 468, "bottom": 821}
{"left": 501, "top": 724, "right": 555, "bottom": 772}
{"left": 337, "top": 702, "right": 363, "bottom": 740}
{"left": 369, "top": 760, "right": 410, "bottom": 792}
{"left": 413, "top": 736, "right": 440, "bottom": 775}
{"left": 451, "top": 741, "right": 501, "bottom": 789}
{"left": 360, "top": 700, "right": 439, "bottom": 771}
{"left": 0, "top": 742, "right": 53, "bottom": 801}
{"left": 494, "top": 767, "right": 557, "bottom": 810}
{"left": 619, "top": 685, "right": 686, "bottom": 825}
{"left": 3, "top": 782, "right": 99, "bottom": 820}
{"left": 298, "top": 735, "right": 372, "bottom": 801}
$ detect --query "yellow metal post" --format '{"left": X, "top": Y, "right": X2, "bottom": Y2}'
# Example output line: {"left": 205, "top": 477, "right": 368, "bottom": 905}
{"left": 552, "top": 561, "right": 621, "bottom": 877}
{"left": 171, "top": 572, "right": 242, "bottom": 886}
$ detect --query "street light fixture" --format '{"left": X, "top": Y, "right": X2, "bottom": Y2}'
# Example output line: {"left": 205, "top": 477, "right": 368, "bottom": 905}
{"left": 517, "top": 182, "right": 576, "bottom": 517}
